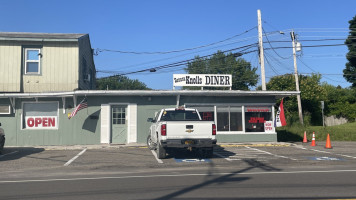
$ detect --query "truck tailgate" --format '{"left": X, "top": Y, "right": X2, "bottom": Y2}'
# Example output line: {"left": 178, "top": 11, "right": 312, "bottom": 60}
{"left": 165, "top": 121, "right": 213, "bottom": 139}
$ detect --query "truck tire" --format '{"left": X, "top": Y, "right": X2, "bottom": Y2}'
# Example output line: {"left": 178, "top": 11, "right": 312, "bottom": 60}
{"left": 157, "top": 143, "right": 166, "bottom": 159}
{"left": 147, "top": 135, "right": 156, "bottom": 150}
{"left": 0, "top": 135, "right": 5, "bottom": 154}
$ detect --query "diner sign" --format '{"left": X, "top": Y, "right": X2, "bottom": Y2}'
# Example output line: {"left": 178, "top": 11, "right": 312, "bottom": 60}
{"left": 173, "top": 74, "right": 232, "bottom": 87}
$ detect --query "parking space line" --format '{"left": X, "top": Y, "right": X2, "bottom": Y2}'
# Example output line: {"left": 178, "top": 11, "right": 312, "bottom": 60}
{"left": 0, "top": 151, "right": 19, "bottom": 158}
{"left": 64, "top": 149, "right": 87, "bottom": 166}
{"left": 150, "top": 150, "right": 164, "bottom": 164}
{"left": 213, "top": 152, "right": 234, "bottom": 161}
{"left": 245, "top": 146, "right": 298, "bottom": 161}
{"left": 295, "top": 146, "right": 356, "bottom": 159}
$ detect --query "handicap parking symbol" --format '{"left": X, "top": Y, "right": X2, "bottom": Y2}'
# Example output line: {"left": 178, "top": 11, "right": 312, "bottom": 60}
{"left": 308, "top": 157, "right": 343, "bottom": 161}
{"left": 174, "top": 158, "right": 211, "bottom": 163}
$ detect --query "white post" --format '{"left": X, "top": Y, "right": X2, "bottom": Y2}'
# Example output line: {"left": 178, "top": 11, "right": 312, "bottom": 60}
{"left": 257, "top": 9, "right": 266, "bottom": 91}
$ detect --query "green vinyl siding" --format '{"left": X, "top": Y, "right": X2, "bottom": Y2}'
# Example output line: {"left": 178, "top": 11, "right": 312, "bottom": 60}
{"left": 0, "top": 94, "right": 279, "bottom": 146}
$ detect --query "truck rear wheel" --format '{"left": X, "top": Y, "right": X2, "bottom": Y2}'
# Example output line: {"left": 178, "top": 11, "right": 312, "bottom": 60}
{"left": 157, "top": 143, "right": 166, "bottom": 159}
{"left": 0, "top": 135, "right": 4, "bottom": 154}
{"left": 147, "top": 135, "right": 156, "bottom": 150}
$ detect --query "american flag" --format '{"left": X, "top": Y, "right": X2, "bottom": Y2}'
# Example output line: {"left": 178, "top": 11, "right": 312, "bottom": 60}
{"left": 68, "top": 97, "right": 88, "bottom": 119}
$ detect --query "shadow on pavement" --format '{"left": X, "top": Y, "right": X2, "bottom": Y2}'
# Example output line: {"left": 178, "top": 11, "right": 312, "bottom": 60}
{"left": 155, "top": 158, "right": 281, "bottom": 200}
{"left": 0, "top": 147, "right": 44, "bottom": 161}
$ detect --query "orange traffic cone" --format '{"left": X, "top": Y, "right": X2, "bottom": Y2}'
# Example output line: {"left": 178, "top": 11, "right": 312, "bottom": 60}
{"left": 303, "top": 131, "right": 308, "bottom": 143}
{"left": 325, "top": 134, "right": 332, "bottom": 149}
{"left": 310, "top": 132, "right": 316, "bottom": 146}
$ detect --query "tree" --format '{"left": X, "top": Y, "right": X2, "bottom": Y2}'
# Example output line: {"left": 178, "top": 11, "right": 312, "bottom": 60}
{"left": 344, "top": 15, "right": 356, "bottom": 87}
{"left": 322, "top": 83, "right": 356, "bottom": 121}
{"left": 185, "top": 51, "right": 259, "bottom": 90}
{"left": 266, "top": 73, "right": 326, "bottom": 125}
{"left": 96, "top": 75, "right": 150, "bottom": 90}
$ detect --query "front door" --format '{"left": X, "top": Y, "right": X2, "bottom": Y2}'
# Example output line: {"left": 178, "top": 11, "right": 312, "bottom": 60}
{"left": 111, "top": 105, "right": 128, "bottom": 144}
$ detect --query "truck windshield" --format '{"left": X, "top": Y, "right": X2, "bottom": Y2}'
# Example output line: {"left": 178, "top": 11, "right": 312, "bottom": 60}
{"left": 160, "top": 110, "right": 200, "bottom": 121}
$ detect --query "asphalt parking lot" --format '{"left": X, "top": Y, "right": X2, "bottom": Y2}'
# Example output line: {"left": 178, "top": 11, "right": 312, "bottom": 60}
{"left": 1, "top": 142, "right": 356, "bottom": 174}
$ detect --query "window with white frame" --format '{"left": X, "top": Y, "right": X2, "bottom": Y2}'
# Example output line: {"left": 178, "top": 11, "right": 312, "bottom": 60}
{"left": 25, "top": 48, "right": 41, "bottom": 74}
{"left": 0, "top": 105, "right": 11, "bottom": 114}
{"left": 217, "top": 106, "right": 243, "bottom": 132}
{"left": 244, "top": 106, "right": 272, "bottom": 132}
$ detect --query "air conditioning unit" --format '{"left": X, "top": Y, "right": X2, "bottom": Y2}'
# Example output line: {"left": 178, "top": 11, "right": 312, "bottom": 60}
{"left": 84, "top": 74, "right": 91, "bottom": 82}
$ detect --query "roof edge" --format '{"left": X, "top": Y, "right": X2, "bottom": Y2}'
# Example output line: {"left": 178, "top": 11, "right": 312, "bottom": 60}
{"left": 0, "top": 90, "right": 299, "bottom": 98}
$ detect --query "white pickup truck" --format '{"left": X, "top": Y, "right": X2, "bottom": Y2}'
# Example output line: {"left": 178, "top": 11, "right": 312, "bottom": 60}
{"left": 147, "top": 107, "right": 217, "bottom": 159}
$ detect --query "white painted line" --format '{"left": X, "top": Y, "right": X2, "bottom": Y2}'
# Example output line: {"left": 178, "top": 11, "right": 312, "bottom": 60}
{"left": 64, "top": 149, "right": 87, "bottom": 166}
{"left": 213, "top": 152, "right": 233, "bottom": 161}
{"left": 0, "top": 151, "right": 19, "bottom": 158}
{"left": 245, "top": 146, "right": 297, "bottom": 161}
{"left": 2, "top": 169, "right": 356, "bottom": 184}
{"left": 150, "top": 150, "right": 163, "bottom": 164}
{"left": 310, "top": 149, "right": 331, "bottom": 154}
{"left": 336, "top": 154, "right": 356, "bottom": 159}
{"left": 294, "top": 146, "right": 356, "bottom": 159}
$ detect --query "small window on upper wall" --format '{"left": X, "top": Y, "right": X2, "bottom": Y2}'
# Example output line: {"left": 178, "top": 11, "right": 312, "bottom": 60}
{"left": 0, "top": 105, "right": 11, "bottom": 115}
{"left": 25, "top": 49, "right": 41, "bottom": 74}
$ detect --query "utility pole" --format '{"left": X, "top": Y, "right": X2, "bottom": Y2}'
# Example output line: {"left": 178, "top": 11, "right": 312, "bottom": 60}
{"left": 257, "top": 9, "right": 266, "bottom": 91}
{"left": 290, "top": 30, "right": 304, "bottom": 125}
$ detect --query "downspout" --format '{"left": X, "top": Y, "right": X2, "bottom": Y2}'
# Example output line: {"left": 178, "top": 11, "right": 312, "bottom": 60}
{"left": 9, "top": 97, "right": 16, "bottom": 114}
{"left": 176, "top": 95, "right": 180, "bottom": 108}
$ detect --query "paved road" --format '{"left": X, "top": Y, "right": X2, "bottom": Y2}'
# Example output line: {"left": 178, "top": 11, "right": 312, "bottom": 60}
{"left": 1, "top": 142, "right": 356, "bottom": 199}
{"left": 1, "top": 168, "right": 356, "bottom": 199}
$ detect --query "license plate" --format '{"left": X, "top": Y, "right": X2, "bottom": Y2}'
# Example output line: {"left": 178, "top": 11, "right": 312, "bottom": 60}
{"left": 185, "top": 140, "right": 194, "bottom": 145}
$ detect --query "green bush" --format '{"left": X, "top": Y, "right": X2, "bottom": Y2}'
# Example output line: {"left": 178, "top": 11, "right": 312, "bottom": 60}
{"left": 277, "top": 122, "right": 356, "bottom": 142}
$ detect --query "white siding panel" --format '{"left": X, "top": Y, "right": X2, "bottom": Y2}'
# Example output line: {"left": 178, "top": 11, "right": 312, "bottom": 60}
{"left": 100, "top": 104, "right": 110, "bottom": 144}
{"left": 23, "top": 42, "right": 79, "bottom": 92}
{"left": 0, "top": 42, "right": 21, "bottom": 92}
{"left": 128, "top": 104, "right": 137, "bottom": 143}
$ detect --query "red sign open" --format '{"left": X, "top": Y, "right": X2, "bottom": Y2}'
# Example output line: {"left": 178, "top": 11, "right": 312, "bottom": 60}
{"left": 26, "top": 117, "right": 57, "bottom": 129}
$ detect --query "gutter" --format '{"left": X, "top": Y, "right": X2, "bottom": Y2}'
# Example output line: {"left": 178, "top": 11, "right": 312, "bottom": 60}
{"left": 0, "top": 90, "right": 300, "bottom": 98}
{"left": 0, "top": 38, "right": 79, "bottom": 42}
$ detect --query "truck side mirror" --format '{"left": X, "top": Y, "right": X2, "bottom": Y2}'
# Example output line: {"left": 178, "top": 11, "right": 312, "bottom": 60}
{"left": 147, "top": 118, "right": 156, "bottom": 123}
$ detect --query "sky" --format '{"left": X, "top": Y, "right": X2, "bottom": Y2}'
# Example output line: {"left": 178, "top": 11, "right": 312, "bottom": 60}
{"left": 1, "top": 0, "right": 355, "bottom": 90}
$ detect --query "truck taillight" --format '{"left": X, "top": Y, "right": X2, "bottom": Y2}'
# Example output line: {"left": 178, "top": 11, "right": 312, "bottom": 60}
{"left": 161, "top": 124, "right": 167, "bottom": 136}
{"left": 212, "top": 124, "right": 216, "bottom": 135}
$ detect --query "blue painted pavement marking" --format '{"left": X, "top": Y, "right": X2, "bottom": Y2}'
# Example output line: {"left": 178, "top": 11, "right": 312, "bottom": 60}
{"left": 174, "top": 158, "right": 211, "bottom": 163}
{"left": 307, "top": 157, "right": 344, "bottom": 161}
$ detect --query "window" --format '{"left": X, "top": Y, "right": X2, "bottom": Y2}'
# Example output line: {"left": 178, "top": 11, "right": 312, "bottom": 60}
{"left": 0, "top": 105, "right": 11, "bottom": 114}
{"left": 22, "top": 102, "right": 58, "bottom": 129}
{"left": 245, "top": 106, "right": 272, "bottom": 132}
{"left": 188, "top": 106, "right": 215, "bottom": 121}
{"left": 112, "top": 106, "right": 126, "bottom": 124}
{"left": 217, "top": 106, "right": 242, "bottom": 132}
{"left": 25, "top": 48, "right": 41, "bottom": 74}
{"left": 160, "top": 110, "right": 200, "bottom": 121}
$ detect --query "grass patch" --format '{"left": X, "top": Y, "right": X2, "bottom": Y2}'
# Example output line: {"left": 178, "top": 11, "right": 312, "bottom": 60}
{"left": 277, "top": 122, "right": 356, "bottom": 142}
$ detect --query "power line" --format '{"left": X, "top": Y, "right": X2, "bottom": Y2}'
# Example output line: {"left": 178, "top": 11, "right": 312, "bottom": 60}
{"left": 96, "top": 26, "right": 257, "bottom": 55}
{"left": 264, "top": 53, "right": 280, "bottom": 76}
{"left": 263, "top": 28, "right": 292, "bottom": 59}
{"left": 97, "top": 35, "right": 259, "bottom": 72}
{"left": 97, "top": 43, "right": 349, "bottom": 77}
{"left": 97, "top": 43, "right": 258, "bottom": 76}
{"left": 297, "top": 58, "right": 348, "bottom": 83}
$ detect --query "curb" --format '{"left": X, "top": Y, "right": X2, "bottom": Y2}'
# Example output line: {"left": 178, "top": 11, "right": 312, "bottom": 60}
{"left": 5, "top": 142, "right": 293, "bottom": 150}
